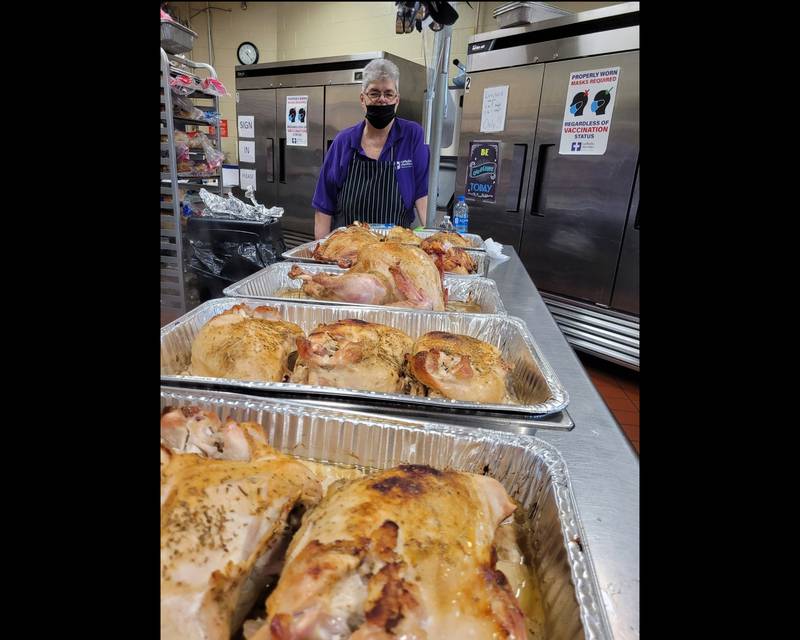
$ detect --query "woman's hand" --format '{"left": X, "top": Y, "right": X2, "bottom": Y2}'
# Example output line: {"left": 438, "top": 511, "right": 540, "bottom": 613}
{"left": 314, "top": 211, "right": 333, "bottom": 240}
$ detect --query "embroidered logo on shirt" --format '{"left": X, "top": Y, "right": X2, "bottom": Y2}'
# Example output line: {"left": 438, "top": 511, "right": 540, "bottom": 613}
{"left": 395, "top": 159, "right": 413, "bottom": 170}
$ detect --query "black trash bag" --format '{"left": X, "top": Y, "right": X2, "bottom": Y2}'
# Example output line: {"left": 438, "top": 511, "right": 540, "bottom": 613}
{"left": 190, "top": 238, "right": 278, "bottom": 280}
{"left": 185, "top": 216, "right": 286, "bottom": 301}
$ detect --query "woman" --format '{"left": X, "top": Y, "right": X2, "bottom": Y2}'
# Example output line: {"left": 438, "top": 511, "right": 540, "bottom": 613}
{"left": 311, "top": 59, "right": 429, "bottom": 239}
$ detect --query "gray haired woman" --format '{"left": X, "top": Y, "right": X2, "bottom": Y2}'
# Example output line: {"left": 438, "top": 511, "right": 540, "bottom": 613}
{"left": 311, "top": 58, "right": 430, "bottom": 238}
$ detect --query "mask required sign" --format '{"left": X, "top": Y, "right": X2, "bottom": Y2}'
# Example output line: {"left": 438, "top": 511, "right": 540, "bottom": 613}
{"left": 559, "top": 66, "right": 620, "bottom": 156}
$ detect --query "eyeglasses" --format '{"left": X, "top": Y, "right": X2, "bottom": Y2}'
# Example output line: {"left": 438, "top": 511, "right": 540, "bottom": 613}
{"left": 364, "top": 90, "right": 398, "bottom": 101}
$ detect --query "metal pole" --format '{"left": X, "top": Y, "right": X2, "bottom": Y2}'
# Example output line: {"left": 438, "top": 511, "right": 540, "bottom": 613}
{"left": 207, "top": 2, "right": 214, "bottom": 68}
{"left": 425, "top": 23, "right": 453, "bottom": 228}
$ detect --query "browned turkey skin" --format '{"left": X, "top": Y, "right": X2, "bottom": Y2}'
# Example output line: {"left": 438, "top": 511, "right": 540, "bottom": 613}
{"left": 312, "top": 222, "right": 382, "bottom": 266}
{"left": 289, "top": 243, "right": 447, "bottom": 310}
{"left": 419, "top": 237, "right": 478, "bottom": 274}
{"left": 190, "top": 304, "right": 304, "bottom": 382}
{"left": 291, "top": 319, "right": 413, "bottom": 393}
{"left": 407, "top": 331, "right": 514, "bottom": 404}
{"left": 248, "top": 464, "right": 527, "bottom": 640}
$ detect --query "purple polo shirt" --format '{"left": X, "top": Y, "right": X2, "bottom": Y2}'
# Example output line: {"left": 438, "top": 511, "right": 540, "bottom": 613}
{"left": 312, "top": 117, "right": 430, "bottom": 225}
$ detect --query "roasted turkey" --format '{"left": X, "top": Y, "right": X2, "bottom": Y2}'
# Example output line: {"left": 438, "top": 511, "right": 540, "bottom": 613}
{"left": 291, "top": 318, "right": 413, "bottom": 393}
{"left": 419, "top": 236, "right": 478, "bottom": 275}
{"left": 160, "top": 406, "right": 279, "bottom": 462}
{"left": 289, "top": 242, "right": 446, "bottom": 310}
{"left": 160, "top": 408, "right": 368, "bottom": 640}
{"left": 160, "top": 432, "right": 322, "bottom": 640}
{"left": 422, "top": 230, "right": 475, "bottom": 248}
{"left": 190, "top": 304, "right": 304, "bottom": 382}
{"left": 312, "top": 222, "right": 382, "bottom": 266}
{"left": 384, "top": 225, "right": 421, "bottom": 245}
{"left": 407, "top": 331, "right": 513, "bottom": 404}
{"left": 288, "top": 264, "right": 394, "bottom": 307}
{"left": 247, "top": 464, "right": 527, "bottom": 640}
{"left": 160, "top": 407, "right": 363, "bottom": 490}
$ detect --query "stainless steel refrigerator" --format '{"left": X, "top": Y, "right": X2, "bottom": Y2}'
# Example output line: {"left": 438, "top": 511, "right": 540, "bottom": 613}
{"left": 457, "top": 3, "right": 640, "bottom": 369}
{"left": 234, "top": 52, "right": 427, "bottom": 247}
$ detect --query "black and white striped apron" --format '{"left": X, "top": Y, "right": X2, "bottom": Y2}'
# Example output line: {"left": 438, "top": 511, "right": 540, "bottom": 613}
{"left": 334, "top": 146, "right": 408, "bottom": 228}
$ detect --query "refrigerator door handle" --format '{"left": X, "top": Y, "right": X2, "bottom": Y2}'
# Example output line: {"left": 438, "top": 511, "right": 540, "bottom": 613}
{"left": 505, "top": 143, "right": 528, "bottom": 213}
{"left": 634, "top": 202, "right": 640, "bottom": 230}
{"left": 265, "top": 138, "right": 274, "bottom": 183}
{"left": 530, "top": 143, "right": 555, "bottom": 217}
{"left": 278, "top": 138, "right": 286, "bottom": 183}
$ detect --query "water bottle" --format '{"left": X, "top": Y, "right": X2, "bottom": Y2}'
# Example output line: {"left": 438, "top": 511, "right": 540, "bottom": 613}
{"left": 438, "top": 214, "right": 455, "bottom": 232}
{"left": 453, "top": 196, "right": 469, "bottom": 234}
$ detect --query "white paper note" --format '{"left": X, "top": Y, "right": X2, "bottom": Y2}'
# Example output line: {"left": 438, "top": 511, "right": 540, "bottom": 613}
{"left": 238, "top": 139, "right": 255, "bottom": 163}
{"left": 239, "top": 168, "right": 257, "bottom": 190}
{"left": 237, "top": 115, "right": 254, "bottom": 139}
{"left": 480, "top": 85, "right": 509, "bottom": 133}
{"left": 222, "top": 165, "right": 239, "bottom": 187}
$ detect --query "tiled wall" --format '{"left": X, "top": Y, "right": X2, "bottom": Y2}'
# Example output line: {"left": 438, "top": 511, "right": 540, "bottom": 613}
{"left": 165, "top": 2, "right": 622, "bottom": 160}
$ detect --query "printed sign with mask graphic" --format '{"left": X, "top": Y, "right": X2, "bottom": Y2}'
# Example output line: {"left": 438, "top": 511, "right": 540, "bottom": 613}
{"left": 286, "top": 95, "right": 308, "bottom": 147}
{"left": 465, "top": 141, "right": 499, "bottom": 203}
{"left": 559, "top": 66, "right": 620, "bottom": 155}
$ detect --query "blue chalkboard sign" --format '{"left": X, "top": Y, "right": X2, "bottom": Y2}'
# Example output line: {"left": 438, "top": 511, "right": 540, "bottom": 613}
{"left": 465, "top": 141, "right": 499, "bottom": 203}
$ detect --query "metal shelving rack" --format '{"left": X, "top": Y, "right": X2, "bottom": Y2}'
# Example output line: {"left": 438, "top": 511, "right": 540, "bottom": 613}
{"left": 160, "top": 48, "right": 224, "bottom": 318}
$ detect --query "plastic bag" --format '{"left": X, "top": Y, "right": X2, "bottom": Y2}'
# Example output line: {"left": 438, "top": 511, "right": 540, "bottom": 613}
{"left": 173, "top": 131, "right": 200, "bottom": 161}
{"left": 189, "top": 239, "right": 278, "bottom": 279}
{"left": 171, "top": 93, "right": 204, "bottom": 120}
{"left": 181, "top": 199, "right": 203, "bottom": 218}
{"left": 200, "top": 110, "right": 221, "bottom": 126}
{"left": 175, "top": 131, "right": 203, "bottom": 149}
{"left": 201, "top": 78, "right": 229, "bottom": 97}
{"left": 484, "top": 238, "right": 510, "bottom": 263}
{"left": 175, "top": 142, "right": 190, "bottom": 162}
{"left": 169, "top": 73, "right": 195, "bottom": 97}
{"left": 201, "top": 135, "right": 224, "bottom": 172}
{"left": 175, "top": 132, "right": 222, "bottom": 175}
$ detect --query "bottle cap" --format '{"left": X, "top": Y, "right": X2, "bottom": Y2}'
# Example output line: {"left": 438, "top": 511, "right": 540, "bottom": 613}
{"left": 457, "top": 195, "right": 465, "bottom": 201}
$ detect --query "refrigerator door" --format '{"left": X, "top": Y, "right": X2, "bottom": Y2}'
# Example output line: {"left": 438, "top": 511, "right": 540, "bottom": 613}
{"left": 277, "top": 86, "right": 325, "bottom": 238}
{"left": 323, "top": 84, "right": 363, "bottom": 159}
{"left": 236, "top": 89, "right": 278, "bottom": 210}
{"left": 520, "top": 51, "right": 639, "bottom": 307}
{"left": 455, "top": 65, "right": 544, "bottom": 246}
{"left": 611, "top": 163, "right": 639, "bottom": 314}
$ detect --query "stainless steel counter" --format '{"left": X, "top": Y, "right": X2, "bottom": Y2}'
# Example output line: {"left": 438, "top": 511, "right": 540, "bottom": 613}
{"left": 487, "top": 247, "right": 639, "bottom": 640}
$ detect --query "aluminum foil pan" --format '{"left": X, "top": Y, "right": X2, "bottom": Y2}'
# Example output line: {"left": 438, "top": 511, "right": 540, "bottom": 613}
{"left": 160, "top": 297, "right": 569, "bottom": 417}
{"left": 282, "top": 241, "right": 490, "bottom": 278}
{"left": 222, "top": 262, "right": 507, "bottom": 314}
{"left": 324, "top": 225, "right": 487, "bottom": 251}
{"left": 160, "top": 386, "right": 611, "bottom": 640}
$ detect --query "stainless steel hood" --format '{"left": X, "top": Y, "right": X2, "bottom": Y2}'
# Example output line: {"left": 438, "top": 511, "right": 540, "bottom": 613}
{"left": 467, "top": 2, "right": 639, "bottom": 72}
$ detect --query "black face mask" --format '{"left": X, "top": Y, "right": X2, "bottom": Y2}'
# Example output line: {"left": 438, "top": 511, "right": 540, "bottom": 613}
{"left": 365, "top": 104, "right": 396, "bottom": 129}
